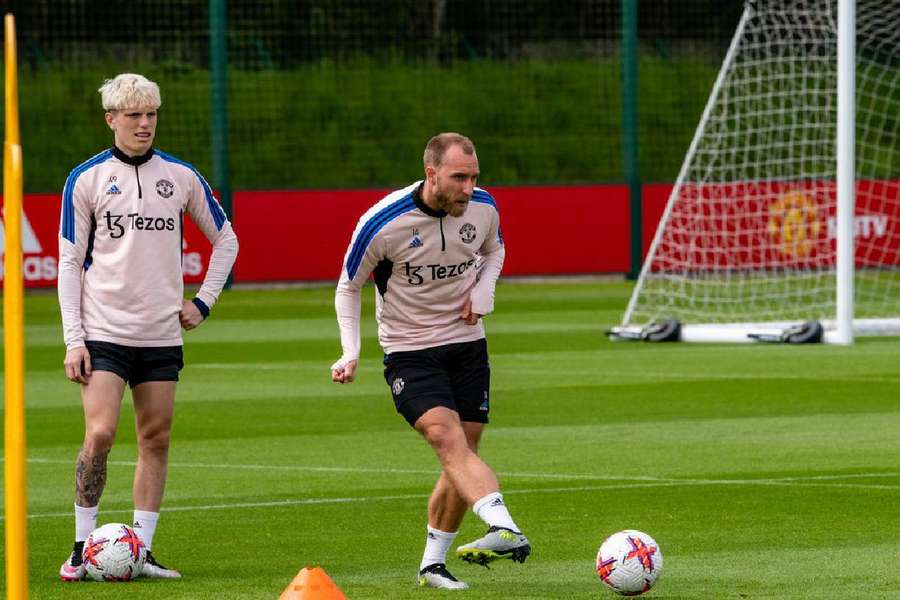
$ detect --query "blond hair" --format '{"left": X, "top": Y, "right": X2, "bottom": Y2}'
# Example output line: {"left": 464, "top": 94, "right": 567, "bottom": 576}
{"left": 423, "top": 132, "right": 476, "bottom": 167}
{"left": 98, "top": 73, "right": 161, "bottom": 111}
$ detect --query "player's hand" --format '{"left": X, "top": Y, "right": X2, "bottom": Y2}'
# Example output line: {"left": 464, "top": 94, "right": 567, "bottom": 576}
{"left": 64, "top": 346, "right": 92, "bottom": 384}
{"left": 331, "top": 359, "right": 358, "bottom": 384}
{"left": 460, "top": 298, "right": 483, "bottom": 326}
{"left": 180, "top": 299, "right": 204, "bottom": 330}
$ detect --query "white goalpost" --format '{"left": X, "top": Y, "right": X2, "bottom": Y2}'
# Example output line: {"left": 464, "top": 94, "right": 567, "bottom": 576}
{"left": 611, "top": 0, "right": 900, "bottom": 344}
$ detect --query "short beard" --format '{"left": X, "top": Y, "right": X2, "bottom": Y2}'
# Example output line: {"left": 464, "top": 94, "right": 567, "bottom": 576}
{"left": 434, "top": 190, "right": 468, "bottom": 217}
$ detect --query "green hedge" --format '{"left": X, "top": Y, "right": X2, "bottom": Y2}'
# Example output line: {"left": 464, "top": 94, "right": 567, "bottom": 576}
{"left": 16, "top": 56, "right": 718, "bottom": 193}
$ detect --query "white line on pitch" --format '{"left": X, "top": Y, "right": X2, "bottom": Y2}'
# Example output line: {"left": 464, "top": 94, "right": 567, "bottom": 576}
{"left": 18, "top": 457, "right": 900, "bottom": 484}
{"left": 21, "top": 457, "right": 900, "bottom": 485}
{"left": 182, "top": 361, "right": 900, "bottom": 384}
{"left": 23, "top": 457, "right": 676, "bottom": 480}
{"left": 5, "top": 478, "right": 898, "bottom": 521}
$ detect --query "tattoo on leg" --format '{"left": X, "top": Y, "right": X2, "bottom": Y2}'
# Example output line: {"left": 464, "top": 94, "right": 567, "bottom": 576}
{"left": 75, "top": 448, "right": 109, "bottom": 506}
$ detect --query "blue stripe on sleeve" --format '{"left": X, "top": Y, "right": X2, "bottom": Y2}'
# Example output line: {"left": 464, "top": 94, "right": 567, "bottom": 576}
{"left": 472, "top": 189, "right": 503, "bottom": 245}
{"left": 61, "top": 150, "right": 113, "bottom": 243}
{"left": 346, "top": 195, "right": 415, "bottom": 280}
{"left": 471, "top": 189, "right": 497, "bottom": 209}
{"left": 156, "top": 150, "right": 227, "bottom": 230}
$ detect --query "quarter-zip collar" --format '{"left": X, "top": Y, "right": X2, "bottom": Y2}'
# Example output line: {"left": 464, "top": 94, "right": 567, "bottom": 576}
{"left": 412, "top": 181, "right": 447, "bottom": 218}
{"left": 112, "top": 145, "right": 154, "bottom": 166}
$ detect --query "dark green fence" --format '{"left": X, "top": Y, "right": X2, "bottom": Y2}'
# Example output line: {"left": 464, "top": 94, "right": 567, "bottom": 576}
{"left": 2, "top": 0, "right": 742, "bottom": 193}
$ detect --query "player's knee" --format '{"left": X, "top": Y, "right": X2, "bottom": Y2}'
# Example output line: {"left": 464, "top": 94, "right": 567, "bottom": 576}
{"left": 421, "top": 421, "right": 449, "bottom": 444}
{"left": 423, "top": 424, "right": 469, "bottom": 460}
{"left": 137, "top": 426, "right": 171, "bottom": 454}
{"left": 84, "top": 426, "right": 117, "bottom": 453}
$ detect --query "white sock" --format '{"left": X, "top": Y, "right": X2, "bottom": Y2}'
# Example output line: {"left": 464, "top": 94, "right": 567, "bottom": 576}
{"left": 473, "top": 492, "right": 519, "bottom": 532}
{"left": 420, "top": 526, "right": 458, "bottom": 571}
{"left": 132, "top": 510, "right": 160, "bottom": 551}
{"left": 74, "top": 504, "right": 99, "bottom": 542}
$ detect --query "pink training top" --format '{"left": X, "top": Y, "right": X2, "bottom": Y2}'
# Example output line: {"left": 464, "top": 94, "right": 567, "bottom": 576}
{"left": 335, "top": 181, "right": 505, "bottom": 362}
{"left": 58, "top": 147, "right": 238, "bottom": 349}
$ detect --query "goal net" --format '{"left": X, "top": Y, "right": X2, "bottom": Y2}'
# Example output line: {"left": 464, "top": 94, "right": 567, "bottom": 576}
{"left": 617, "top": 0, "right": 900, "bottom": 343}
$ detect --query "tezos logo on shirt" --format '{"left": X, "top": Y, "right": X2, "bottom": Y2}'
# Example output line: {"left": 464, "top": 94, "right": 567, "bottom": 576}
{"left": 402, "top": 258, "right": 476, "bottom": 285}
{"left": 104, "top": 211, "right": 176, "bottom": 239}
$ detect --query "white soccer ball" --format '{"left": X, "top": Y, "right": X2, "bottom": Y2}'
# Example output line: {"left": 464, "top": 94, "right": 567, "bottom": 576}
{"left": 82, "top": 522, "right": 147, "bottom": 581}
{"left": 595, "top": 529, "right": 663, "bottom": 596}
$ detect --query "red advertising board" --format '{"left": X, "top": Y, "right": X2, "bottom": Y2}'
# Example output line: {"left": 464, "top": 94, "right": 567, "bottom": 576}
{"left": 231, "top": 189, "right": 386, "bottom": 283}
{"left": 232, "top": 184, "right": 631, "bottom": 282}
{"left": 641, "top": 181, "right": 900, "bottom": 268}
{"left": 3, "top": 180, "right": 895, "bottom": 289}
{"left": 2, "top": 184, "right": 630, "bottom": 288}
{"left": 490, "top": 184, "right": 631, "bottom": 276}
{"left": 0, "top": 194, "right": 212, "bottom": 289}
{"left": 0, "top": 193, "right": 61, "bottom": 287}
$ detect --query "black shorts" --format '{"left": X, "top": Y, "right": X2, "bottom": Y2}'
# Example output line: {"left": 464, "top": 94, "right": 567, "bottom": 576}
{"left": 383, "top": 338, "right": 491, "bottom": 427}
{"left": 84, "top": 341, "right": 184, "bottom": 388}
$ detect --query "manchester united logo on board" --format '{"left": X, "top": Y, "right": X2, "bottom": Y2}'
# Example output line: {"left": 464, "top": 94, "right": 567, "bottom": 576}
{"left": 155, "top": 179, "right": 175, "bottom": 198}
{"left": 767, "top": 190, "right": 821, "bottom": 258}
{"left": 459, "top": 222, "right": 476, "bottom": 244}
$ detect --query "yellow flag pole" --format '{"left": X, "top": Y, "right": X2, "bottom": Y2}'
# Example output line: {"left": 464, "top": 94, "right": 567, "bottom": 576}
{"left": 4, "top": 11, "right": 30, "bottom": 600}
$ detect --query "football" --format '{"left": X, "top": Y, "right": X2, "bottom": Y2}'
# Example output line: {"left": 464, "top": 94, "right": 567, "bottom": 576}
{"left": 595, "top": 529, "right": 663, "bottom": 596}
{"left": 82, "top": 523, "right": 147, "bottom": 581}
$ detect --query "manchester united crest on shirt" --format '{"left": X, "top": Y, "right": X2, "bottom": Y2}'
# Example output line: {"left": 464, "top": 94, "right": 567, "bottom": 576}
{"left": 156, "top": 179, "right": 174, "bottom": 198}
{"left": 459, "top": 222, "right": 476, "bottom": 244}
{"left": 392, "top": 377, "right": 405, "bottom": 396}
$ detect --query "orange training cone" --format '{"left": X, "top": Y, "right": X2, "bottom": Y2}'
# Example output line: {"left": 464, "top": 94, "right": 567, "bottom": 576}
{"left": 279, "top": 566, "right": 348, "bottom": 600}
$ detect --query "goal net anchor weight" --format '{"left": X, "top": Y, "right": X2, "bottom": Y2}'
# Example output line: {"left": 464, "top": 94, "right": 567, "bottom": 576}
{"left": 607, "top": 320, "right": 824, "bottom": 344}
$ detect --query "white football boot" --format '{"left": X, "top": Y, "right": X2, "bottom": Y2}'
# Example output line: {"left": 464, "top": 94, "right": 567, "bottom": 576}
{"left": 456, "top": 526, "right": 531, "bottom": 566}
{"left": 59, "top": 542, "right": 86, "bottom": 581}
{"left": 141, "top": 551, "right": 182, "bottom": 579}
{"left": 417, "top": 563, "right": 469, "bottom": 589}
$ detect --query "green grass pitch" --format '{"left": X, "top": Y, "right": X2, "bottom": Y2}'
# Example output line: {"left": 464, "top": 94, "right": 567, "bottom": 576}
{"left": 1, "top": 280, "right": 898, "bottom": 599}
